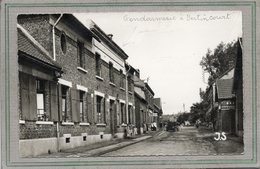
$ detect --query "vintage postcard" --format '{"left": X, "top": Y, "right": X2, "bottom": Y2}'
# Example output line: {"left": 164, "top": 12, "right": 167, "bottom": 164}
{"left": 0, "top": 0, "right": 259, "bottom": 168}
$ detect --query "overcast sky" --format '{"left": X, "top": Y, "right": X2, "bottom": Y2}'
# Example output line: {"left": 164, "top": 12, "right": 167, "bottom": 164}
{"left": 74, "top": 11, "right": 242, "bottom": 115}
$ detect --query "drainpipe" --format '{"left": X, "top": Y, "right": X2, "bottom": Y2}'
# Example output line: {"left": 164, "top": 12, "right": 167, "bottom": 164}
{"left": 52, "top": 14, "right": 63, "bottom": 152}
{"left": 125, "top": 62, "right": 131, "bottom": 125}
{"left": 52, "top": 14, "right": 63, "bottom": 61}
{"left": 56, "top": 83, "right": 60, "bottom": 152}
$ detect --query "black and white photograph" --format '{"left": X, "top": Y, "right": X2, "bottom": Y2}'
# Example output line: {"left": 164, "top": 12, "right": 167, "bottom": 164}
{"left": 17, "top": 11, "right": 244, "bottom": 157}
{"left": 1, "top": 1, "right": 259, "bottom": 169}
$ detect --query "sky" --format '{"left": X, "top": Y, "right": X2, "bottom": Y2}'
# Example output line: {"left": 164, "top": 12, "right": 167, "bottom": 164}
{"left": 74, "top": 11, "right": 242, "bottom": 115}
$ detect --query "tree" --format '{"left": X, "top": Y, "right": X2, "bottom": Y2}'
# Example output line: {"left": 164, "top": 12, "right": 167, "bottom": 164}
{"left": 200, "top": 41, "right": 238, "bottom": 84}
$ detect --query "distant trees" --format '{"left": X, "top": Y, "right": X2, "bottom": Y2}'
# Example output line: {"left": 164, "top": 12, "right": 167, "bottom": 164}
{"left": 179, "top": 40, "right": 238, "bottom": 126}
{"left": 200, "top": 41, "right": 238, "bottom": 84}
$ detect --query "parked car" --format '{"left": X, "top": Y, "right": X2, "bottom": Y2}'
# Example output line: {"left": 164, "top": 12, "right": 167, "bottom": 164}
{"left": 166, "top": 122, "right": 180, "bottom": 132}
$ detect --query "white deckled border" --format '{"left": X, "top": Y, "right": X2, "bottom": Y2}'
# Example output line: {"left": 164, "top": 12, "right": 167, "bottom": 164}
{"left": 76, "top": 84, "right": 88, "bottom": 92}
{"left": 94, "top": 90, "right": 105, "bottom": 97}
{"left": 58, "top": 79, "right": 72, "bottom": 88}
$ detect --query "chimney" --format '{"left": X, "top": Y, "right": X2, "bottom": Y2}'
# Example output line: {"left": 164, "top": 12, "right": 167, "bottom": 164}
{"left": 107, "top": 34, "right": 113, "bottom": 39}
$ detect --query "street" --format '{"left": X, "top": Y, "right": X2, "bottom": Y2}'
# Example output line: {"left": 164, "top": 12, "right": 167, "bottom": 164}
{"left": 103, "top": 126, "right": 217, "bottom": 156}
{"left": 38, "top": 126, "right": 243, "bottom": 158}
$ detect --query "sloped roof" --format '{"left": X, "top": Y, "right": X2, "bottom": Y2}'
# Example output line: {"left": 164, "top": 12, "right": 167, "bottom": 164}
{"left": 216, "top": 79, "right": 234, "bottom": 99}
{"left": 154, "top": 98, "right": 162, "bottom": 109}
{"left": 134, "top": 87, "right": 146, "bottom": 100}
{"left": 133, "top": 75, "right": 145, "bottom": 87}
{"left": 17, "top": 24, "right": 61, "bottom": 69}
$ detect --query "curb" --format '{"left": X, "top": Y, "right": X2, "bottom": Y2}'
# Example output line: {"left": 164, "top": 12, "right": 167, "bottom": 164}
{"left": 91, "top": 135, "right": 152, "bottom": 157}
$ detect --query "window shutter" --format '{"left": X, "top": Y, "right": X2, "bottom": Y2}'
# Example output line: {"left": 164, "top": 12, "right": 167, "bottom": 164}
{"left": 28, "top": 75, "right": 37, "bottom": 120}
{"left": 86, "top": 92, "right": 92, "bottom": 123}
{"left": 116, "top": 101, "right": 119, "bottom": 126}
{"left": 82, "top": 53, "right": 86, "bottom": 69}
{"left": 19, "top": 72, "right": 30, "bottom": 120}
{"left": 104, "top": 98, "right": 108, "bottom": 124}
{"left": 93, "top": 95, "right": 97, "bottom": 123}
{"left": 71, "top": 89, "right": 80, "bottom": 122}
{"left": 58, "top": 84, "right": 63, "bottom": 121}
{"left": 50, "top": 81, "right": 59, "bottom": 121}
{"left": 101, "top": 98, "right": 105, "bottom": 123}
{"left": 83, "top": 92, "right": 87, "bottom": 122}
{"left": 44, "top": 81, "right": 50, "bottom": 119}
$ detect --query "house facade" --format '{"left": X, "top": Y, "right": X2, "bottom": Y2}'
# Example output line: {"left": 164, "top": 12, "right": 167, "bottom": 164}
{"left": 232, "top": 38, "right": 243, "bottom": 137}
{"left": 204, "top": 38, "right": 243, "bottom": 136}
{"left": 215, "top": 78, "right": 236, "bottom": 133}
{"left": 18, "top": 14, "right": 136, "bottom": 157}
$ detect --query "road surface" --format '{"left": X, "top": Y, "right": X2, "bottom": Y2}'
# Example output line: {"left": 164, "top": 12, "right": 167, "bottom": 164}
{"left": 102, "top": 126, "right": 243, "bottom": 156}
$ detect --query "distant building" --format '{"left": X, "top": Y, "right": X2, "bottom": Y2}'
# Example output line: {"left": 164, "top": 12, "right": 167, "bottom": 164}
{"left": 215, "top": 78, "right": 235, "bottom": 133}
{"left": 204, "top": 67, "right": 235, "bottom": 132}
{"left": 204, "top": 38, "right": 244, "bottom": 136}
{"left": 153, "top": 98, "right": 163, "bottom": 128}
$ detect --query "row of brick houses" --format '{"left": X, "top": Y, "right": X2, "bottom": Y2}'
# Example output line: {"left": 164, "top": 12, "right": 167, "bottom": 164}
{"left": 17, "top": 14, "right": 163, "bottom": 157}
{"left": 204, "top": 38, "right": 243, "bottom": 137}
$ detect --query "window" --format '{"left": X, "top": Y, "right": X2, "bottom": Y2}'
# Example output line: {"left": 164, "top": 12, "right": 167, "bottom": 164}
{"left": 79, "top": 91, "right": 85, "bottom": 122}
{"left": 36, "top": 79, "right": 46, "bottom": 121}
{"left": 61, "top": 85, "right": 69, "bottom": 122}
{"left": 128, "top": 76, "right": 132, "bottom": 92}
{"left": 77, "top": 41, "right": 85, "bottom": 69}
{"left": 121, "top": 103, "right": 125, "bottom": 123}
{"left": 109, "top": 62, "right": 114, "bottom": 83}
{"left": 119, "top": 69, "right": 124, "bottom": 88}
{"left": 128, "top": 106, "right": 131, "bottom": 124}
{"left": 96, "top": 95, "right": 103, "bottom": 123}
{"left": 117, "top": 100, "right": 120, "bottom": 126}
{"left": 60, "top": 32, "right": 67, "bottom": 54}
{"left": 95, "top": 53, "right": 101, "bottom": 77}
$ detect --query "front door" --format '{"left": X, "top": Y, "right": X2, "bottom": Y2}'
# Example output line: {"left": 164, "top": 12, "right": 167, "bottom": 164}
{"left": 110, "top": 100, "right": 116, "bottom": 135}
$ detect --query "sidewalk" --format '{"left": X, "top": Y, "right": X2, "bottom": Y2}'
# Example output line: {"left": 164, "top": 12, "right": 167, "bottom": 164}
{"left": 37, "top": 131, "right": 160, "bottom": 158}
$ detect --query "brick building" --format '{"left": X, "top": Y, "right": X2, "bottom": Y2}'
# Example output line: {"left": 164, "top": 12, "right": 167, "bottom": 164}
{"left": 17, "top": 14, "right": 135, "bottom": 157}
{"left": 133, "top": 69, "right": 159, "bottom": 133}
{"left": 153, "top": 98, "right": 163, "bottom": 128}
{"left": 134, "top": 72, "right": 147, "bottom": 134}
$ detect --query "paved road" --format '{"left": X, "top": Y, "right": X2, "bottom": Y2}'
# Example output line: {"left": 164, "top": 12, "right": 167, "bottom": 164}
{"left": 38, "top": 126, "right": 243, "bottom": 157}
{"left": 102, "top": 126, "right": 218, "bottom": 156}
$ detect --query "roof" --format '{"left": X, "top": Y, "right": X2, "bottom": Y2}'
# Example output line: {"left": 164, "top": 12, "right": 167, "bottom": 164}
{"left": 17, "top": 24, "right": 61, "bottom": 69}
{"left": 134, "top": 87, "right": 146, "bottom": 101}
{"left": 55, "top": 14, "right": 98, "bottom": 41}
{"left": 145, "top": 83, "right": 155, "bottom": 96}
{"left": 216, "top": 79, "right": 235, "bottom": 99}
{"left": 133, "top": 75, "right": 145, "bottom": 88}
{"left": 86, "top": 20, "right": 129, "bottom": 60}
{"left": 154, "top": 98, "right": 162, "bottom": 109}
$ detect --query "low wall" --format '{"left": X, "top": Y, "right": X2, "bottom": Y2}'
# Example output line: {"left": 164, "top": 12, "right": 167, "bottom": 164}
{"left": 19, "top": 133, "right": 114, "bottom": 157}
